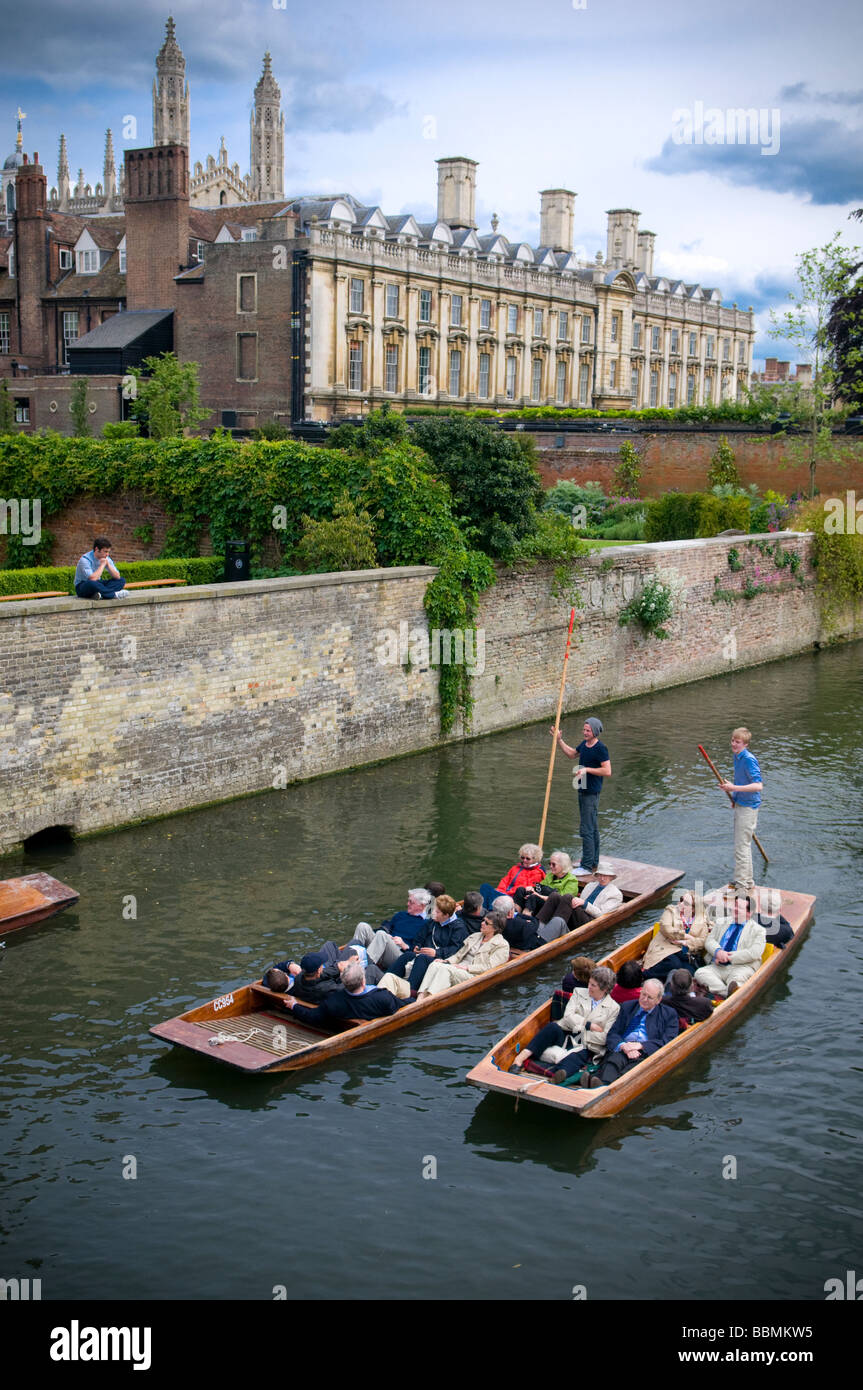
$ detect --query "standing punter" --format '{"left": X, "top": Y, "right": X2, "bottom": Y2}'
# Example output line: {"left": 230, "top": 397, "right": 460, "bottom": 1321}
{"left": 552, "top": 716, "right": 611, "bottom": 874}
{"left": 719, "top": 726, "right": 762, "bottom": 893}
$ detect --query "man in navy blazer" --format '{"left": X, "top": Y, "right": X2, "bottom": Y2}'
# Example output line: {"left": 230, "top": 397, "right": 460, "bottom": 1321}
{"left": 586, "top": 978, "right": 678, "bottom": 1088}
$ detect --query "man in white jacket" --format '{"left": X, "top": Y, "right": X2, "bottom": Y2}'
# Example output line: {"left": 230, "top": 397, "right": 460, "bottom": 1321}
{"left": 531, "top": 860, "right": 624, "bottom": 943}
{"left": 694, "top": 892, "right": 766, "bottom": 997}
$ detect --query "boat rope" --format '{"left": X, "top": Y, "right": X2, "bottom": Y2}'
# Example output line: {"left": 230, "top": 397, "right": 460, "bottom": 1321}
{"left": 514, "top": 1077, "right": 548, "bottom": 1112}
{"left": 208, "top": 1029, "right": 258, "bottom": 1047}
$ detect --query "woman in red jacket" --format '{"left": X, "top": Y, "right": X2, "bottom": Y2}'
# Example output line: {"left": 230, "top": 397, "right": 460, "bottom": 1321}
{"left": 479, "top": 844, "right": 545, "bottom": 910}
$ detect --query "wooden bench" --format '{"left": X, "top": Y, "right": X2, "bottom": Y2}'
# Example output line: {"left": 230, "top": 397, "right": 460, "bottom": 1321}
{"left": 0, "top": 590, "right": 68, "bottom": 603}
{"left": 124, "top": 578, "right": 187, "bottom": 589}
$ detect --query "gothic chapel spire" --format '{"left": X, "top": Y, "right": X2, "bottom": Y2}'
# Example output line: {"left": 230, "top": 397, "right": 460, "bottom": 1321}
{"left": 153, "top": 15, "right": 190, "bottom": 147}
{"left": 249, "top": 51, "right": 284, "bottom": 201}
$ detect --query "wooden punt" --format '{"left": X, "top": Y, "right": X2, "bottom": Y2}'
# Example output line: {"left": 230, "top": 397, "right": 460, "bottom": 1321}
{"left": 0, "top": 873, "right": 80, "bottom": 936}
{"left": 465, "top": 886, "right": 815, "bottom": 1118}
{"left": 149, "top": 855, "right": 683, "bottom": 1074}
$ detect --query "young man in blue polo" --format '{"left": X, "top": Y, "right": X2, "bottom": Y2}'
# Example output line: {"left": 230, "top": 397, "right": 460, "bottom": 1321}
{"left": 552, "top": 715, "right": 612, "bottom": 873}
{"left": 74, "top": 537, "right": 127, "bottom": 600}
{"left": 719, "top": 726, "right": 762, "bottom": 893}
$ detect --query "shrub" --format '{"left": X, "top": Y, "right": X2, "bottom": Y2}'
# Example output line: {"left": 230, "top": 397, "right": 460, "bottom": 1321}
{"left": 252, "top": 420, "right": 291, "bottom": 441}
{"left": 293, "top": 495, "right": 377, "bottom": 574}
{"left": 544, "top": 479, "right": 608, "bottom": 527}
{"left": 791, "top": 498, "right": 863, "bottom": 623}
{"left": 644, "top": 492, "right": 751, "bottom": 542}
{"left": 102, "top": 420, "right": 140, "bottom": 440}
{"left": 707, "top": 435, "right": 740, "bottom": 488}
{"left": 70, "top": 380, "right": 91, "bottom": 437}
{"left": 618, "top": 577, "right": 674, "bottom": 639}
{"left": 613, "top": 440, "right": 642, "bottom": 496}
{"left": 0, "top": 379, "right": 14, "bottom": 434}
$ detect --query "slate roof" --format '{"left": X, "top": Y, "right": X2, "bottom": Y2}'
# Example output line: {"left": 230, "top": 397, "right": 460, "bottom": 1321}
{"left": 69, "top": 308, "right": 172, "bottom": 349}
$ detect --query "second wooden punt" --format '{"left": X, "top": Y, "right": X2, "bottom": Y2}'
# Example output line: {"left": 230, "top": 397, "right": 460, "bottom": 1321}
{"left": 0, "top": 873, "right": 80, "bottom": 937}
{"left": 149, "top": 854, "right": 683, "bottom": 1074}
{"left": 465, "top": 886, "right": 815, "bottom": 1117}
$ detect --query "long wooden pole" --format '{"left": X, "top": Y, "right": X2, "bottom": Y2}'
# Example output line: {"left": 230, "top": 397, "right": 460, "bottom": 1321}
{"left": 538, "top": 608, "right": 576, "bottom": 853}
{"left": 697, "top": 744, "right": 769, "bottom": 864}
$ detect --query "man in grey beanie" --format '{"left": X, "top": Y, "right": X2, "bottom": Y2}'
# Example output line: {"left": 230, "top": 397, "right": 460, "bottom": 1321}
{"left": 552, "top": 716, "right": 612, "bottom": 873}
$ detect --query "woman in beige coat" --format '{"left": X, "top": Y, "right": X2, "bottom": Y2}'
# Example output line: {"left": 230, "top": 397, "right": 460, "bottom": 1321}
{"left": 510, "top": 966, "right": 619, "bottom": 1080}
{"left": 642, "top": 889, "right": 708, "bottom": 982}
{"left": 379, "top": 911, "right": 511, "bottom": 999}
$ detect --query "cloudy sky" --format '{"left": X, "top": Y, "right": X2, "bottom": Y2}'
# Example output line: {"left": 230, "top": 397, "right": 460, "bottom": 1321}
{"left": 2, "top": 0, "right": 861, "bottom": 365}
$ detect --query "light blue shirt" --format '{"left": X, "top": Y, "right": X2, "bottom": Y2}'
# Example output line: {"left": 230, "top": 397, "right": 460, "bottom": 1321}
{"left": 75, "top": 550, "right": 120, "bottom": 585}
{"left": 733, "top": 748, "right": 762, "bottom": 809}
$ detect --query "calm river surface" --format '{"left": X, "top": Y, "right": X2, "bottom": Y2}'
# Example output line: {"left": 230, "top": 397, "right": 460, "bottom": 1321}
{"left": 2, "top": 643, "right": 862, "bottom": 1302}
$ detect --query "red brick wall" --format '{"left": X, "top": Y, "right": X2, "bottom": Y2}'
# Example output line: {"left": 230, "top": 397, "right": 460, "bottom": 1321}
{"left": 174, "top": 238, "right": 294, "bottom": 425}
{"left": 533, "top": 429, "right": 863, "bottom": 496}
{"left": 124, "top": 146, "right": 190, "bottom": 311}
{"left": 5, "top": 374, "right": 123, "bottom": 435}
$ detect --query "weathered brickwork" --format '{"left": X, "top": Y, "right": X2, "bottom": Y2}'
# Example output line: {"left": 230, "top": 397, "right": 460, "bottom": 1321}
{"left": 533, "top": 429, "right": 863, "bottom": 497}
{"left": 0, "top": 537, "right": 860, "bottom": 854}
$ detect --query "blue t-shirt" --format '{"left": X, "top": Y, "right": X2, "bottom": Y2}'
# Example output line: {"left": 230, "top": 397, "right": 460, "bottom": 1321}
{"left": 733, "top": 748, "right": 762, "bottom": 808}
{"left": 576, "top": 739, "right": 609, "bottom": 796}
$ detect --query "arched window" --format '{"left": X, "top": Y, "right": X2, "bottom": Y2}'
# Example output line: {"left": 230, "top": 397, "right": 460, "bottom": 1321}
{"left": 5, "top": 182, "right": 14, "bottom": 215}
{"left": 220, "top": 191, "right": 227, "bottom": 205}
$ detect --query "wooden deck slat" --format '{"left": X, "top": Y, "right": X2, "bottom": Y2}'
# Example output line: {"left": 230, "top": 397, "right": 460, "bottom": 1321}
{"left": 191, "top": 1011, "right": 316, "bottom": 1057}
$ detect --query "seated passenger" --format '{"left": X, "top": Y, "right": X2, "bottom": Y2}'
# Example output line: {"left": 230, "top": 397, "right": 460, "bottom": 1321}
{"left": 382, "top": 894, "right": 467, "bottom": 991}
{"left": 283, "top": 961, "right": 405, "bottom": 1025}
{"left": 561, "top": 955, "right": 597, "bottom": 994}
{"left": 414, "top": 910, "right": 511, "bottom": 998}
{"left": 583, "top": 979, "right": 678, "bottom": 1088}
{"left": 532, "top": 860, "right": 623, "bottom": 937}
{"left": 351, "top": 888, "right": 433, "bottom": 970}
{"left": 512, "top": 850, "right": 582, "bottom": 914}
{"left": 755, "top": 887, "right": 794, "bottom": 950}
{"left": 611, "top": 959, "right": 643, "bottom": 1004}
{"left": 694, "top": 892, "right": 766, "bottom": 998}
{"left": 456, "top": 890, "right": 486, "bottom": 937}
{"left": 479, "top": 843, "right": 545, "bottom": 910}
{"left": 266, "top": 951, "right": 342, "bottom": 1005}
{"left": 642, "top": 889, "right": 709, "bottom": 982}
{"left": 511, "top": 966, "right": 618, "bottom": 1081}
{"left": 663, "top": 968, "right": 714, "bottom": 1024}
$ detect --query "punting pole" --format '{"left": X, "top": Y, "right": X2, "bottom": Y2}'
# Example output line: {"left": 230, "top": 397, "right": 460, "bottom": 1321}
{"left": 697, "top": 743, "right": 769, "bottom": 864}
{"left": 538, "top": 608, "right": 577, "bottom": 853}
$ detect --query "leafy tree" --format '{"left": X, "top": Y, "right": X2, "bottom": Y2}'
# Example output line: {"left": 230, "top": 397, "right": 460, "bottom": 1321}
{"left": 128, "top": 352, "right": 211, "bottom": 439}
{"left": 612, "top": 440, "right": 642, "bottom": 496}
{"left": 328, "top": 402, "right": 410, "bottom": 454}
{"left": 293, "top": 494, "right": 377, "bottom": 574}
{"left": 826, "top": 209, "right": 863, "bottom": 412}
{"left": 770, "top": 231, "right": 862, "bottom": 495}
{"left": 707, "top": 435, "right": 741, "bottom": 488}
{"left": 0, "top": 378, "right": 14, "bottom": 434}
{"left": 409, "top": 415, "right": 543, "bottom": 560}
{"left": 252, "top": 419, "right": 290, "bottom": 440}
{"left": 102, "top": 420, "right": 140, "bottom": 440}
{"left": 69, "top": 379, "right": 91, "bottom": 436}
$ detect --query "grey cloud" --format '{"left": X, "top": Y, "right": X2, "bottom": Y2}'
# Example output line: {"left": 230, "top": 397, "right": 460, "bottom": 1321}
{"left": 645, "top": 118, "right": 863, "bottom": 206}
{"left": 778, "top": 82, "right": 863, "bottom": 106}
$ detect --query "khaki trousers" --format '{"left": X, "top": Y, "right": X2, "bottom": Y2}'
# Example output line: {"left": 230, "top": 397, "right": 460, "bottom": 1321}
{"left": 417, "top": 961, "right": 473, "bottom": 996}
{"left": 733, "top": 805, "right": 759, "bottom": 891}
{"left": 694, "top": 961, "right": 756, "bottom": 996}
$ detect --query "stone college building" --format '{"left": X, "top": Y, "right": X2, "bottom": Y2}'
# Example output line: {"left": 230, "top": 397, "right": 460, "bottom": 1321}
{"left": 0, "top": 18, "right": 755, "bottom": 432}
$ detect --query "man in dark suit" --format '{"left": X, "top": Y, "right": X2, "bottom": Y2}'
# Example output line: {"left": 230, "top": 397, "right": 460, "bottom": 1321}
{"left": 283, "top": 961, "right": 405, "bottom": 1026}
{"left": 584, "top": 978, "right": 678, "bottom": 1088}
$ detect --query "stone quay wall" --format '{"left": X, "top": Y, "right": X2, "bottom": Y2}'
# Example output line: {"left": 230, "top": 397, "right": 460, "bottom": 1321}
{"left": 1, "top": 533, "right": 860, "bottom": 854}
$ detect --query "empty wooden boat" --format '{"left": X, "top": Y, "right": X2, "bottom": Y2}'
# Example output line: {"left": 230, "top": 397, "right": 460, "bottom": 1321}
{"left": 150, "top": 854, "right": 683, "bottom": 1074}
{"left": 465, "top": 886, "right": 814, "bottom": 1117}
{"left": 0, "top": 873, "right": 80, "bottom": 936}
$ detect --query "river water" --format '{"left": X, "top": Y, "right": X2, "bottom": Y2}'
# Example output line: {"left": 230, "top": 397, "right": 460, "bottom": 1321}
{"left": 1, "top": 642, "right": 862, "bottom": 1302}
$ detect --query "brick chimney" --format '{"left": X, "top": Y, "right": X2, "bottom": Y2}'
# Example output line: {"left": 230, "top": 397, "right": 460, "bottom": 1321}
{"left": 123, "top": 145, "right": 190, "bottom": 310}
{"left": 14, "top": 152, "right": 49, "bottom": 366}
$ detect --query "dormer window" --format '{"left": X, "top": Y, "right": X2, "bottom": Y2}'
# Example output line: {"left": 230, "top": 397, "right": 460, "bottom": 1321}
{"left": 118, "top": 245, "right": 127, "bottom": 273}
{"left": 241, "top": 228, "right": 257, "bottom": 242}
{"left": 59, "top": 248, "right": 73, "bottom": 270}
{"left": 77, "top": 249, "right": 99, "bottom": 274}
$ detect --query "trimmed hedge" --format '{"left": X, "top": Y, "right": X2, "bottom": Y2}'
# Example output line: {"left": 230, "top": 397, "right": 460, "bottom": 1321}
{"left": 644, "top": 493, "right": 751, "bottom": 542}
{"left": 0, "top": 556, "right": 224, "bottom": 599}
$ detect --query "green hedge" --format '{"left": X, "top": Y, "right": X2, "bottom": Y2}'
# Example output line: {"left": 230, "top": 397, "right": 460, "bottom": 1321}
{"left": 644, "top": 493, "right": 751, "bottom": 542}
{"left": 0, "top": 435, "right": 459, "bottom": 568}
{"left": 0, "top": 556, "right": 224, "bottom": 599}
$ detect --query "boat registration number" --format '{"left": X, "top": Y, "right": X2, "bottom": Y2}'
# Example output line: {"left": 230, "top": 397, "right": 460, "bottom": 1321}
{"left": 213, "top": 993, "right": 234, "bottom": 1012}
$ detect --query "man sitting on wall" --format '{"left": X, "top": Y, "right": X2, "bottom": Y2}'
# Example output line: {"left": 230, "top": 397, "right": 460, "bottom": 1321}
{"left": 74, "top": 537, "right": 127, "bottom": 600}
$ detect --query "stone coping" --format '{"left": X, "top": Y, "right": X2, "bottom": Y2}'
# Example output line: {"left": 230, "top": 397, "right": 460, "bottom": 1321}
{"left": 0, "top": 533, "right": 809, "bottom": 620}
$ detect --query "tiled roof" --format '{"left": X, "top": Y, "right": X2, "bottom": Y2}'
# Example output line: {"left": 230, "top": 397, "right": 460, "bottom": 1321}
{"left": 71, "top": 308, "right": 171, "bottom": 348}
{"left": 45, "top": 256, "right": 126, "bottom": 299}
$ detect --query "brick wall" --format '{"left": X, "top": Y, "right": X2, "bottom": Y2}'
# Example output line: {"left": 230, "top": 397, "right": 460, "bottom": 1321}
{"left": 2, "top": 374, "right": 123, "bottom": 439}
{"left": 532, "top": 428, "right": 863, "bottom": 497}
{"left": 0, "top": 535, "right": 860, "bottom": 854}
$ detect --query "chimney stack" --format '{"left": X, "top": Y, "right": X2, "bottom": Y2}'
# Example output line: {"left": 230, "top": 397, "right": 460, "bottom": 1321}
{"left": 436, "top": 156, "right": 478, "bottom": 230}
{"left": 539, "top": 188, "right": 576, "bottom": 252}
{"left": 123, "top": 145, "right": 190, "bottom": 310}
{"left": 606, "top": 208, "right": 640, "bottom": 270}
{"left": 14, "top": 153, "right": 48, "bottom": 365}
{"left": 636, "top": 230, "right": 655, "bottom": 276}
